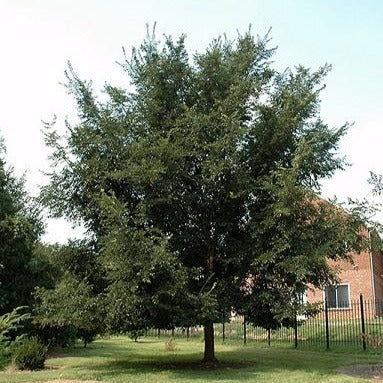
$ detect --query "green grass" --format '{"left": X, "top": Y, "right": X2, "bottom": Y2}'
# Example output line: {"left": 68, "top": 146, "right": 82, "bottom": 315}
{"left": 0, "top": 336, "right": 382, "bottom": 382}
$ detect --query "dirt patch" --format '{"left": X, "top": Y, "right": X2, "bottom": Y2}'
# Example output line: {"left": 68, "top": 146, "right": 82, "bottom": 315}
{"left": 337, "top": 364, "right": 383, "bottom": 382}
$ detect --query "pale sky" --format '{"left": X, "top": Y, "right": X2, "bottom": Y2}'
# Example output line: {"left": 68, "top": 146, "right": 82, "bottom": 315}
{"left": 0, "top": 0, "right": 382, "bottom": 243}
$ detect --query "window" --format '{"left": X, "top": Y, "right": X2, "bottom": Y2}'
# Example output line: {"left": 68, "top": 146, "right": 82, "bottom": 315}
{"left": 325, "top": 284, "right": 349, "bottom": 309}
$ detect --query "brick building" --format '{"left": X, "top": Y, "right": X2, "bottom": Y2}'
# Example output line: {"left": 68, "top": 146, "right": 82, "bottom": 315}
{"left": 307, "top": 231, "right": 383, "bottom": 315}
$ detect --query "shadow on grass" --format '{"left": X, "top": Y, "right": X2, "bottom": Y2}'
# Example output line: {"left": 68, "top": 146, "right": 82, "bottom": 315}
{"left": 61, "top": 346, "right": 350, "bottom": 382}
{"left": 94, "top": 356, "right": 256, "bottom": 371}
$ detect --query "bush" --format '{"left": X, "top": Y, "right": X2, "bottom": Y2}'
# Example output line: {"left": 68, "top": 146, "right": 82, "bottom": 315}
{"left": 12, "top": 337, "right": 48, "bottom": 370}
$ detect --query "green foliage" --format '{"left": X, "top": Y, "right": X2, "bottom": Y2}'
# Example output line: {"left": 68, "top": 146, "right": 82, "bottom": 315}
{"left": 35, "top": 274, "right": 104, "bottom": 347}
{"left": 29, "top": 243, "right": 62, "bottom": 290}
{"left": 34, "top": 240, "right": 106, "bottom": 347}
{"left": 50, "top": 239, "right": 106, "bottom": 294}
{"left": 12, "top": 336, "right": 47, "bottom": 370}
{"left": 0, "top": 307, "right": 32, "bottom": 346}
{"left": 41, "top": 28, "right": 366, "bottom": 360}
{"left": 0, "top": 307, "right": 34, "bottom": 369}
{"left": 0, "top": 139, "right": 45, "bottom": 314}
{"left": 33, "top": 322, "right": 77, "bottom": 348}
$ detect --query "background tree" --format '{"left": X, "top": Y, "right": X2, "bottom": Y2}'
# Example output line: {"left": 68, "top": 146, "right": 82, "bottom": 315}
{"left": 41, "top": 28, "right": 365, "bottom": 362}
{"left": 0, "top": 140, "right": 46, "bottom": 315}
{"left": 34, "top": 240, "right": 105, "bottom": 347}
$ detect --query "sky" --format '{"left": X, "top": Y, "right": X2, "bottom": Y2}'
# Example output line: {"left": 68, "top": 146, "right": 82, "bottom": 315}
{"left": 0, "top": 0, "right": 382, "bottom": 243}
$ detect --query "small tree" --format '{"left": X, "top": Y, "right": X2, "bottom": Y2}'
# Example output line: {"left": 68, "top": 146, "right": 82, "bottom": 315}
{"left": 35, "top": 276, "right": 103, "bottom": 347}
{"left": 35, "top": 241, "right": 105, "bottom": 347}
{"left": 41, "top": 28, "right": 365, "bottom": 362}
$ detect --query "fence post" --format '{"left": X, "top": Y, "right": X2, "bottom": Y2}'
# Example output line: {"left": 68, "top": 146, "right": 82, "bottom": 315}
{"left": 325, "top": 300, "right": 330, "bottom": 350}
{"left": 186, "top": 327, "right": 190, "bottom": 341}
{"left": 222, "top": 321, "right": 225, "bottom": 343}
{"left": 157, "top": 328, "right": 161, "bottom": 338}
{"left": 243, "top": 316, "right": 247, "bottom": 345}
{"left": 294, "top": 318, "right": 298, "bottom": 349}
{"left": 360, "top": 294, "right": 367, "bottom": 351}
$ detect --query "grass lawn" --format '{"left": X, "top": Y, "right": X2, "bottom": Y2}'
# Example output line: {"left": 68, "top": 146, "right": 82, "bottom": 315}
{"left": 1, "top": 336, "right": 382, "bottom": 383}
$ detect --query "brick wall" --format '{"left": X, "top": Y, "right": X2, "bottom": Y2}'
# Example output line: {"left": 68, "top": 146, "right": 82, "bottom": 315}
{"left": 307, "top": 249, "right": 376, "bottom": 304}
{"left": 372, "top": 248, "right": 383, "bottom": 301}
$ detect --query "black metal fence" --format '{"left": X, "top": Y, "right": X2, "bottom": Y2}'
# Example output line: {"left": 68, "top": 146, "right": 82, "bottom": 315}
{"left": 146, "top": 295, "right": 383, "bottom": 351}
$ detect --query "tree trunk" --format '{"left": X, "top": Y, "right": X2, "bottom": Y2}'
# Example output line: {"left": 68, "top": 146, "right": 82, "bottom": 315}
{"left": 203, "top": 321, "right": 218, "bottom": 363}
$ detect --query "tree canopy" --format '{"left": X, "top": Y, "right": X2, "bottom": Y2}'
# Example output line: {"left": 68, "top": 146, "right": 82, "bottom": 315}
{"left": 41, "top": 29, "right": 365, "bottom": 362}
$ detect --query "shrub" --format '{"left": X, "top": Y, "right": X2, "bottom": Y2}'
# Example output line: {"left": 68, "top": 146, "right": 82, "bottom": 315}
{"left": 12, "top": 337, "right": 48, "bottom": 370}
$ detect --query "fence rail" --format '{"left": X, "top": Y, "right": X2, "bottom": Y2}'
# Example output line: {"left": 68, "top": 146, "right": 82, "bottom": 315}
{"left": 146, "top": 295, "right": 383, "bottom": 351}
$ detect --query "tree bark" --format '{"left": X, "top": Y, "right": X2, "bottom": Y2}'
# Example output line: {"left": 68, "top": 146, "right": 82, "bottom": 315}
{"left": 203, "top": 321, "right": 218, "bottom": 363}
